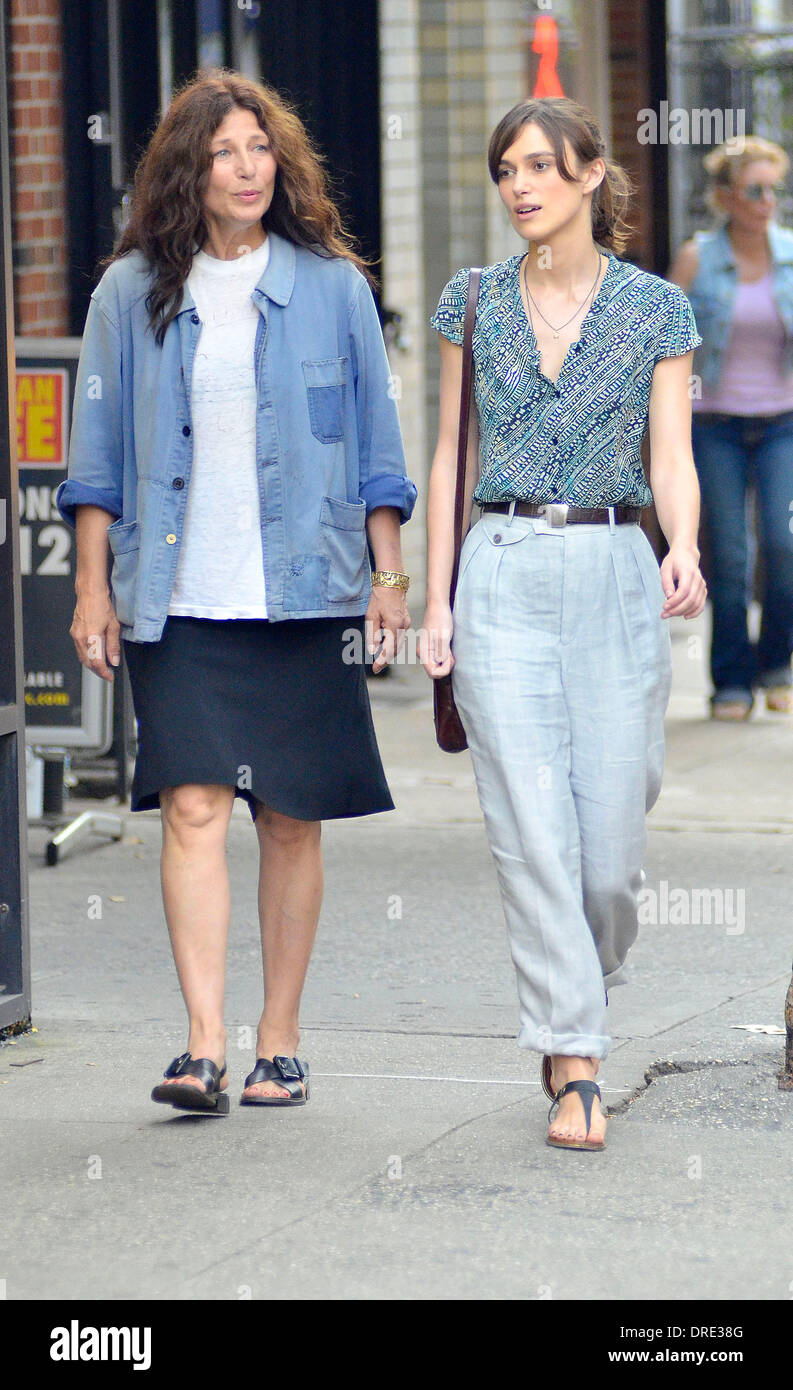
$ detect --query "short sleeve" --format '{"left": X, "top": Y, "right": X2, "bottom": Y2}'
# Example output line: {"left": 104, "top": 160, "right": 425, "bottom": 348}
{"left": 653, "top": 283, "right": 702, "bottom": 366}
{"left": 429, "top": 265, "right": 470, "bottom": 345}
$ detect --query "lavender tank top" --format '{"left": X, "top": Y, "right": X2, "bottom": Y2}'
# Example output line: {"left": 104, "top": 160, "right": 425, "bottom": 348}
{"left": 694, "top": 271, "right": 793, "bottom": 416}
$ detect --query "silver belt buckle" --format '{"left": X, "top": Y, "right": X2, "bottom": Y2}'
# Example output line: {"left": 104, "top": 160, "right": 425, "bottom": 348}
{"left": 544, "top": 503, "right": 569, "bottom": 528}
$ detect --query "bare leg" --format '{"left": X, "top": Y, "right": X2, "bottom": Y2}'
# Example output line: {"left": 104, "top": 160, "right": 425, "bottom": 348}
{"left": 157, "top": 783, "right": 235, "bottom": 1093}
{"left": 241, "top": 803, "right": 323, "bottom": 1100}
{"left": 548, "top": 1055, "right": 607, "bottom": 1146}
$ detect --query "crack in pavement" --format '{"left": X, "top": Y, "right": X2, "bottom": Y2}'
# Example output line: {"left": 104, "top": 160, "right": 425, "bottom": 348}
{"left": 606, "top": 1057, "right": 763, "bottom": 1117}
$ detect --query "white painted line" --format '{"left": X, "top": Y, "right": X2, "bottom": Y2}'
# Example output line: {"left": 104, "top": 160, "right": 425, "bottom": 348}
{"left": 311, "top": 1070, "right": 631, "bottom": 1092}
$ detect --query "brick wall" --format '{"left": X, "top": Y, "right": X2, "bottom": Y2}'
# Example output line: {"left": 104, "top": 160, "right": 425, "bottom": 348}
{"left": 9, "top": 0, "right": 69, "bottom": 335}
{"left": 608, "top": 0, "right": 654, "bottom": 268}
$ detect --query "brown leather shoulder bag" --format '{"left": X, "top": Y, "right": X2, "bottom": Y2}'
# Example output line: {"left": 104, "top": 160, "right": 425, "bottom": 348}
{"left": 433, "top": 268, "right": 482, "bottom": 752}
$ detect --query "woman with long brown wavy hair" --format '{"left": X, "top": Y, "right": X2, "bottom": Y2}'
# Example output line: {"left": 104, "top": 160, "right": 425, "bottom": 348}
{"left": 56, "top": 69, "right": 416, "bottom": 1114}
{"left": 422, "top": 97, "right": 705, "bottom": 1152}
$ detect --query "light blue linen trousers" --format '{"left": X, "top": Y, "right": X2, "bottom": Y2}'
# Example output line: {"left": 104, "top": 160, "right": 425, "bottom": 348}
{"left": 451, "top": 509, "right": 672, "bottom": 1059}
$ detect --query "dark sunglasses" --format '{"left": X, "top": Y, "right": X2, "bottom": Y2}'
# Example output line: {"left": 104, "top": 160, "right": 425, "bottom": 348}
{"left": 741, "top": 182, "right": 785, "bottom": 201}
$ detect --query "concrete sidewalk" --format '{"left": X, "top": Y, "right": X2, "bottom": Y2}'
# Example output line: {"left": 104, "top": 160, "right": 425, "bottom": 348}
{"left": 1, "top": 609, "right": 792, "bottom": 1300}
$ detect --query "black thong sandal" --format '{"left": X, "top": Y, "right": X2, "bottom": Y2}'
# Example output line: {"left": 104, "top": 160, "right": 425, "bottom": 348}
{"left": 240, "top": 1055, "right": 309, "bottom": 1106}
{"left": 546, "top": 1079, "right": 607, "bottom": 1152}
{"left": 151, "top": 1051, "right": 229, "bottom": 1115}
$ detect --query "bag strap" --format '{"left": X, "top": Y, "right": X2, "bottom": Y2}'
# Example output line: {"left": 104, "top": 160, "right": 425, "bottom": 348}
{"left": 449, "top": 268, "right": 482, "bottom": 608}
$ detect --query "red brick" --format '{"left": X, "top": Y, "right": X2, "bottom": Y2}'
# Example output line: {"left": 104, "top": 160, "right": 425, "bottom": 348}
{"left": 13, "top": 76, "right": 57, "bottom": 100}
{"left": 14, "top": 105, "right": 44, "bottom": 129}
{"left": 12, "top": 0, "right": 60, "bottom": 19}
{"left": 17, "top": 303, "right": 40, "bottom": 327}
{"left": 16, "top": 216, "right": 46, "bottom": 238}
{"left": 14, "top": 163, "right": 45, "bottom": 185}
{"left": 16, "top": 271, "right": 48, "bottom": 294}
{"left": 26, "top": 21, "right": 59, "bottom": 41}
{"left": 11, "top": 50, "right": 41, "bottom": 73}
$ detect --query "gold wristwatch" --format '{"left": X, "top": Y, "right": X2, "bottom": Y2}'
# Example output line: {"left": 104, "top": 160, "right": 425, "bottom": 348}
{"left": 371, "top": 569, "right": 410, "bottom": 592}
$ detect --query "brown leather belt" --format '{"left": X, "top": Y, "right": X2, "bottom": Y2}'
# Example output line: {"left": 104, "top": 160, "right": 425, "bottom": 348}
{"left": 480, "top": 501, "right": 642, "bottom": 527}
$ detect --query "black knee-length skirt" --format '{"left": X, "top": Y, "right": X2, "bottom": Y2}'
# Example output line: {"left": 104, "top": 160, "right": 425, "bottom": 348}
{"left": 122, "top": 615, "right": 393, "bottom": 822}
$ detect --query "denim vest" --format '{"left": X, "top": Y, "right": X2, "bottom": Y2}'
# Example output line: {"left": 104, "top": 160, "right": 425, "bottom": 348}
{"left": 686, "top": 220, "right": 793, "bottom": 389}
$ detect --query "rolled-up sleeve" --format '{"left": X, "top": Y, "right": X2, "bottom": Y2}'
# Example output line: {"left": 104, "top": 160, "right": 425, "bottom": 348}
{"left": 55, "top": 293, "right": 124, "bottom": 527}
{"left": 349, "top": 278, "right": 417, "bottom": 523}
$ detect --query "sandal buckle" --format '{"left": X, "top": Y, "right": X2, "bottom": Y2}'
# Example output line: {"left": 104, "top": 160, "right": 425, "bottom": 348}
{"left": 165, "top": 1051, "right": 191, "bottom": 1078}
{"left": 273, "top": 1054, "right": 301, "bottom": 1079}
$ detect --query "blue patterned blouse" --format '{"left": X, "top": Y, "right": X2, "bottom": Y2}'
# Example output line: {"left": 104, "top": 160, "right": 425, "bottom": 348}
{"left": 429, "top": 250, "right": 702, "bottom": 508}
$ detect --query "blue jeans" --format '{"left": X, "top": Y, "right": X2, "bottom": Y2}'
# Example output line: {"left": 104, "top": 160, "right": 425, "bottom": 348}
{"left": 692, "top": 410, "right": 793, "bottom": 701}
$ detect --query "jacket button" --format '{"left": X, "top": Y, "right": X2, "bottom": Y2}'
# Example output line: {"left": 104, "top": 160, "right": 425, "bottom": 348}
{"left": 165, "top": 534, "right": 177, "bottom": 544}
{"left": 190, "top": 313, "right": 199, "bottom": 325}
{"left": 182, "top": 425, "right": 191, "bottom": 437}
{"left": 493, "top": 532, "right": 502, "bottom": 543}
{"left": 172, "top": 477, "right": 184, "bottom": 489}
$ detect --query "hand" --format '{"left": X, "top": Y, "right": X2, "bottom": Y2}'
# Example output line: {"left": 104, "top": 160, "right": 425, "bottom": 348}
{"left": 660, "top": 544, "right": 707, "bottom": 620}
{"left": 365, "top": 585, "right": 411, "bottom": 673}
{"left": 419, "top": 601, "right": 454, "bottom": 678}
{"left": 70, "top": 590, "right": 122, "bottom": 681}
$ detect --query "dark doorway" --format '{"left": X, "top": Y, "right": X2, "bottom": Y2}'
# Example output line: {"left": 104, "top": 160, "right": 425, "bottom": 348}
{"left": 255, "top": 1, "right": 382, "bottom": 277}
{"left": 61, "top": 0, "right": 382, "bottom": 325}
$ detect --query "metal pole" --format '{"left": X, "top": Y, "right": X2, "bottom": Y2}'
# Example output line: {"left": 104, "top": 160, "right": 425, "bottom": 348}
{"left": 0, "top": 2, "right": 32, "bottom": 1030}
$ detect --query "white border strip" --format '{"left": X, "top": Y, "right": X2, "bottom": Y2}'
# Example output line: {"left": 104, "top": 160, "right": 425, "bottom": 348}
{"left": 312, "top": 1070, "right": 631, "bottom": 1092}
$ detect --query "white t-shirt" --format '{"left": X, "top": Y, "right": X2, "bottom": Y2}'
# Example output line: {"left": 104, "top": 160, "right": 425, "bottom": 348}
{"left": 168, "top": 235, "right": 271, "bottom": 619}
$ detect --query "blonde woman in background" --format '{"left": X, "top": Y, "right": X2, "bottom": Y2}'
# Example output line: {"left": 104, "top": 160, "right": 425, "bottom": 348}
{"left": 669, "top": 137, "right": 793, "bottom": 720}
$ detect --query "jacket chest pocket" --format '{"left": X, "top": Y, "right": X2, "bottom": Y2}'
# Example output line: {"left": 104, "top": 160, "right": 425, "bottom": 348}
{"left": 302, "top": 356, "right": 348, "bottom": 443}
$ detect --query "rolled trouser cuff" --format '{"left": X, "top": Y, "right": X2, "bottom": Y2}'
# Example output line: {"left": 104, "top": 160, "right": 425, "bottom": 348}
{"left": 518, "top": 1026, "right": 611, "bottom": 1060}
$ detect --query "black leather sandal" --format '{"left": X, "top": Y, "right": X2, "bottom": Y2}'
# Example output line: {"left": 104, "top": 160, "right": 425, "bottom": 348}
{"left": 546, "top": 1079, "right": 606, "bottom": 1152}
{"left": 151, "top": 1051, "right": 229, "bottom": 1115}
{"left": 240, "top": 1054, "right": 309, "bottom": 1106}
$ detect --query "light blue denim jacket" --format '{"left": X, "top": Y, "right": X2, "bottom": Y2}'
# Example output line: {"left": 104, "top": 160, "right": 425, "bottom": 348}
{"left": 686, "top": 220, "right": 793, "bottom": 389}
{"left": 56, "top": 229, "right": 417, "bottom": 642}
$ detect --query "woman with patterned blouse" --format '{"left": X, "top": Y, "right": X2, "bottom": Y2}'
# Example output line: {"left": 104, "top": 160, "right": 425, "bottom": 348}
{"left": 420, "top": 98, "right": 706, "bottom": 1153}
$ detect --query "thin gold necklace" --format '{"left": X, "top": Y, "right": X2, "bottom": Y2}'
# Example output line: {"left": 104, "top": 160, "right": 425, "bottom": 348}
{"left": 522, "top": 251, "right": 603, "bottom": 339}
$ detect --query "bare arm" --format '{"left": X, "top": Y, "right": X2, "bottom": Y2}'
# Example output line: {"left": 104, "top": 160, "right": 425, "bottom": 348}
{"left": 70, "top": 504, "right": 121, "bottom": 680}
{"left": 666, "top": 238, "right": 699, "bottom": 292}
{"left": 364, "top": 505, "right": 411, "bottom": 673}
{"left": 421, "top": 334, "right": 480, "bottom": 677}
{"left": 648, "top": 352, "right": 707, "bottom": 619}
